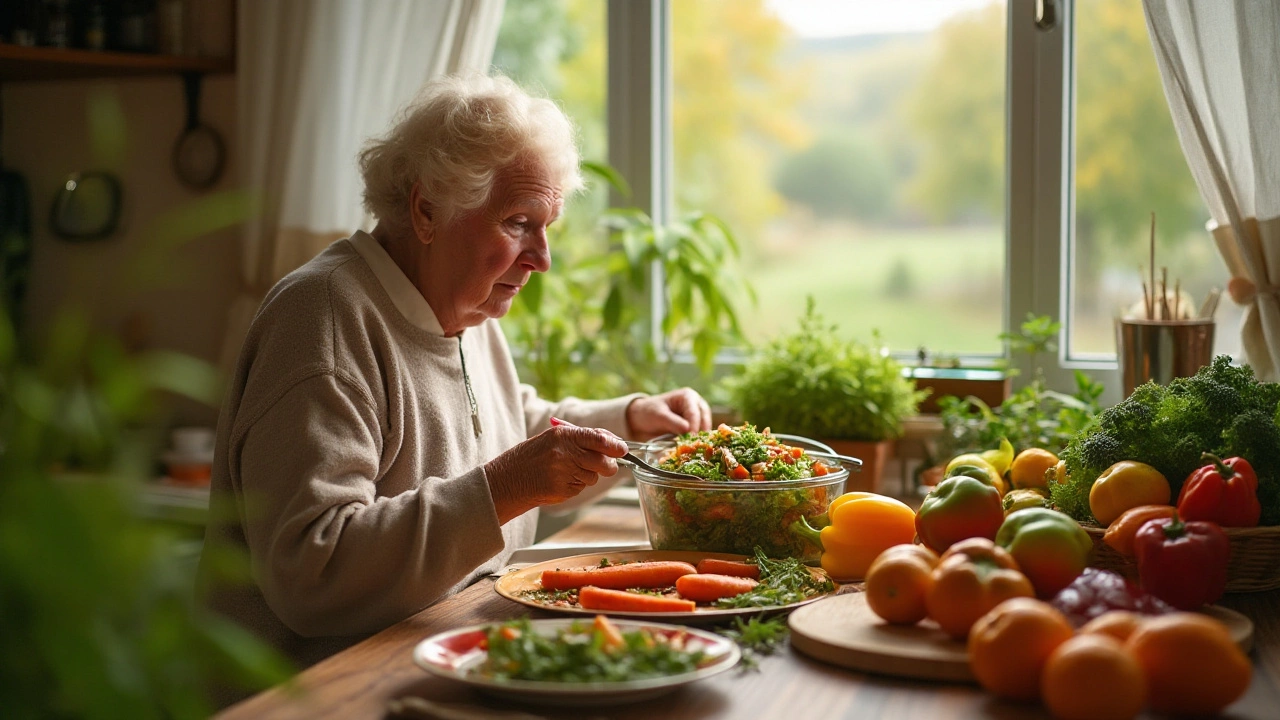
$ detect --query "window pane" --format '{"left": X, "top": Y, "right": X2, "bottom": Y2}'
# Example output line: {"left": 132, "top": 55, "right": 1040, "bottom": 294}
{"left": 493, "top": 1, "right": 612, "bottom": 399}
{"left": 672, "top": 0, "right": 1006, "bottom": 356}
{"left": 492, "top": 0, "right": 607, "bottom": 218}
{"left": 1070, "top": 0, "right": 1240, "bottom": 359}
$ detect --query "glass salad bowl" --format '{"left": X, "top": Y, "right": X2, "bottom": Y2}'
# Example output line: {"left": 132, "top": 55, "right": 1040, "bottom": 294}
{"left": 632, "top": 431, "right": 854, "bottom": 562}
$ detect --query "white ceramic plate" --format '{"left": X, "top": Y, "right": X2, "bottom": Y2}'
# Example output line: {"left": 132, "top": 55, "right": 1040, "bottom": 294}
{"left": 412, "top": 618, "right": 740, "bottom": 706}
{"left": 493, "top": 550, "right": 838, "bottom": 623}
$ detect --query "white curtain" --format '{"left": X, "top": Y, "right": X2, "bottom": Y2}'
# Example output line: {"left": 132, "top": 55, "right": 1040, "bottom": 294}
{"left": 1143, "top": 0, "right": 1280, "bottom": 380}
{"left": 223, "top": 0, "right": 507, "bottom": 370}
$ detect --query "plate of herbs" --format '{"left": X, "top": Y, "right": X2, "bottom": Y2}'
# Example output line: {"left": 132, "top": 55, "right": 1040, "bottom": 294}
{"left": 412, "top": 615, "right": 740, "bottom": 706}
{"left": 494, "top": 548, "right": 837, "bottom": 623}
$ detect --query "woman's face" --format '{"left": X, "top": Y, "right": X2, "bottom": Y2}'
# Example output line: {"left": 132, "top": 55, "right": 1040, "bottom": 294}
{"left": 423, "top": 163, "right": 562, "bottom": 335}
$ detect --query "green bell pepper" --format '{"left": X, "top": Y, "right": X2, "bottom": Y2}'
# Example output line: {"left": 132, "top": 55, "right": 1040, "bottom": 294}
{"left": 995, "top": 507, "right": 1092, "bottom": 598}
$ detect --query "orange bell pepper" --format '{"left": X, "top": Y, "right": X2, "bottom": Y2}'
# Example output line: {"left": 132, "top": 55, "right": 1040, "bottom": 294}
{"left": 1102, "top": 504, "right": 1177, "bottom": 556}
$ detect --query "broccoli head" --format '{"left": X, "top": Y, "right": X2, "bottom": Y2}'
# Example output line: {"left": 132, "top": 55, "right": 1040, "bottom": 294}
{"left": 1054, "top": 355, "right": 1280, "bottom": 525}
{"left": 1223, "top": 408, "right": 1280, "bottom": 525}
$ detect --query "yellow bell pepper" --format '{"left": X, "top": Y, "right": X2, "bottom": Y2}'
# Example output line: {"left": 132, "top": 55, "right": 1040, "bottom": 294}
{"left": 792, "top": 492, "right": 917, "bottom": 581}
{"left": 1088, "top": 461, "right": 1171, "bottom": 525}
{"left": 982, "top": 438, "right": 1015, "bottom": 477}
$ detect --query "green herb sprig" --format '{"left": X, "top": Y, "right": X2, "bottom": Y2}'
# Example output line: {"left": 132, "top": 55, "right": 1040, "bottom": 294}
{"left": 716, "top": 615, "right": 788, "bottom": 670}
{"left": 517, "top": 588, "right": 578, "bottom": 605}
{"left": 715, "top": 548, "right": 834, "bottom": 608}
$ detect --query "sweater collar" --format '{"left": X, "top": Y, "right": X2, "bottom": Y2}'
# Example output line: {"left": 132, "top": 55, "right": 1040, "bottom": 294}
{"left": 348, "top": 230, "right": 446, "bottom": 336}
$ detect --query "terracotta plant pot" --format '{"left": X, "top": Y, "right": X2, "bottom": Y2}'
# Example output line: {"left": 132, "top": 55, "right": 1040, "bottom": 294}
{"left": 907, "top": 368, "right": 1011, "bottom": 414}
{"left": 821, "top": 439, "right": 894, "bottom": 494}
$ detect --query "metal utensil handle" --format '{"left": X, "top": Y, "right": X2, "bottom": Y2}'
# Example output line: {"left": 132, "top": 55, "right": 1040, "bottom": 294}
{"left": 771, "top": 433, "right": 838, "bottom": 454}
{"left": 806, "top": 451, "right": 864, "bottom": 471}
{"left": 619, "top": 452, "right": 704, "bottom": 481}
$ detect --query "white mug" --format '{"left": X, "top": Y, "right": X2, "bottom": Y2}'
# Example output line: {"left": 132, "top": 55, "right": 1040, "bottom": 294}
{"left": 171, "top": 426, "right": 215, "bottom": 455}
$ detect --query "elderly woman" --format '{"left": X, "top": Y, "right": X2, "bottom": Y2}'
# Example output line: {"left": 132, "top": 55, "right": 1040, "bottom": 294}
{"left": 196, "top": 74, "right": 711, "bottom": 668}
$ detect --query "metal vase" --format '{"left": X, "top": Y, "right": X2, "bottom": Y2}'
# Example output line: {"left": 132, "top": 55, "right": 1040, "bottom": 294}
{"left": 1115, "top": 318, "right": 1215, "bottom": 396}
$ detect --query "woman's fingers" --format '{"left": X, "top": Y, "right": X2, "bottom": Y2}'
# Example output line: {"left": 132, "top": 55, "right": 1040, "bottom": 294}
{"left": 673, "top": 388, "right": 705, "bottom": 431}
{"left": 554, "top": 424, "right": 627, "bottom": 457}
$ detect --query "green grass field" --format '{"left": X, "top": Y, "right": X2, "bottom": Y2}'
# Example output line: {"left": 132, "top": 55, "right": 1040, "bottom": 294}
{"left": 739, "top": 222, "right": 1005, "bottom": 355}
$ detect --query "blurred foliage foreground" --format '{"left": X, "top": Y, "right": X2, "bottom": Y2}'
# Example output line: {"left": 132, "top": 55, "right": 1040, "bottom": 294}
{"left": 0, "top": 192, "right": 291, "bottom": 718}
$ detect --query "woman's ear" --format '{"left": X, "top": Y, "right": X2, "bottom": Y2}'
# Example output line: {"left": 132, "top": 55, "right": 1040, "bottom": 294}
{"left": 409, "top": 182, "right": 434, "bottom": 245}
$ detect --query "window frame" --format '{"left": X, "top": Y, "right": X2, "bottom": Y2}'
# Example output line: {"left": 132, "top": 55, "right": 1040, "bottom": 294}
{"left": 606, "top": 0, "right": 1125, "bottom": 405}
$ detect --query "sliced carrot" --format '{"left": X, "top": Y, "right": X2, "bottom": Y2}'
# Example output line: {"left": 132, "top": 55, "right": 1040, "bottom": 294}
{"left": 695, "top": 558, "right": 761, "bottom": 579}
{"left": 578, "top": 586, "right": 697, "bottom": 613}
{"left": 540, "top": 561, "right": 697, "bottom": 591}
{"left": 675, "top": 573, "right": 759, "bottom": 603}
{"left": 593, "top": 614, "right": 625, "bottom": 649}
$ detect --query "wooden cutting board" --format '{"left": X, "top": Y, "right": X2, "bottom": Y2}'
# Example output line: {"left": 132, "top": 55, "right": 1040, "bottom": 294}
{"left": 788, "top": 593, "right": 1255, "bottom": 683}
{"left": 789, "top": 593, "right": 975, "bottom": 682}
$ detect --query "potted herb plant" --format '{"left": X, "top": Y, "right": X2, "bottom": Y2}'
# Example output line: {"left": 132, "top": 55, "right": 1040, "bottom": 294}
{"left": 928, "top": 314, "right": 1105, "bottom": 485}
{"left": 725, "top": 298, "right": 927, "bottom": 492}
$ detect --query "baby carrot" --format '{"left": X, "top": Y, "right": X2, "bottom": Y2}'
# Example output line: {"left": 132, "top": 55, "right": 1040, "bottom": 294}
{"left": 540, "top": 561, "right": 698, "bottom": 591}
{"left": 578, "top": 586, "right": 697, "bottom": 613}
{"left": 675, "top": 573, "right": 759, "bottom": 603}
{"left": 695, "top": 558, "right": 761, "bottom": 579}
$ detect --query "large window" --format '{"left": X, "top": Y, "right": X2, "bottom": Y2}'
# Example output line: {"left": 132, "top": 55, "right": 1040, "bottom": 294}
{"left": 1068, "top": 0, "right": 1239, "bottom": 360}
{"left": 495, "top": 0, "right": 1236, "bottom": 402}
{"left": 671, "top": 0, "right": 1006, "bottom": 355}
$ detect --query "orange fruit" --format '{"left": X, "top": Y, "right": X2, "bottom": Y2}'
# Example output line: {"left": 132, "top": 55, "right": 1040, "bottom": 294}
{"left": 968, "top": 597, "right": 1074, "bottom": 702}
{"left": 1041, "top": 634, "right": 1146, "bottom": 720}
{"left": 926, "top": 539, "right": 1034, "bottom": 640}
{"left": 865, "top": 545, "right": 939, "bottom": 625}
{"left": 1010, "top": 448, "right": 1058, "bottom": 490}
{"left": 1125, "top": 613, "right": 1252, "bottom": 716}
{"left": 1079, "top": 610, "right": 1146, "bottom": 643}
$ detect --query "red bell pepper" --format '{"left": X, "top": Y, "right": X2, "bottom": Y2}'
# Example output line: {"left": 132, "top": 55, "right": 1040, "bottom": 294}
{"left": 1177, "top": 452, "right": 1262, "bottom": 527}
{"left": 1134, "top": 512, "right": 1230, "bottom": 610}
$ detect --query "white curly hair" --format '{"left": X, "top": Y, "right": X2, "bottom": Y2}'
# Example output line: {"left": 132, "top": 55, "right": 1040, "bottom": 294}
{"left": 358, "top": 73, "right": 583, "bottom": 231}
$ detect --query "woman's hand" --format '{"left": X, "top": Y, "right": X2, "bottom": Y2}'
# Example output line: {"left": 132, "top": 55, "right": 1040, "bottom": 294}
{"left": 627, "top": 387, "right": 713, "bottom": 439}
{"left": 484, "top": 424, "right": 628, "bottom": 523}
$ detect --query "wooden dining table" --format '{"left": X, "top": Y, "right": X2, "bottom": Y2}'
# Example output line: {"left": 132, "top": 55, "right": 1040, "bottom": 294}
{"left": 217, "top": 504, "right": 1280, "bottom": 719}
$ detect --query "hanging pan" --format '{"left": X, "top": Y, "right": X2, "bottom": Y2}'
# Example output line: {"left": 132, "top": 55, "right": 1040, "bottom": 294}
{"left": 172, "top": 72, "right": 226, "bottom": 190}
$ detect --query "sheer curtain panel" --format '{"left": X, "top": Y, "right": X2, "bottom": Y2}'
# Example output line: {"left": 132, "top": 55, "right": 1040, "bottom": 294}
{"left": 224, "top": 0, "right": 506, "bottom": 369}
{"left": 1143, "top": 0, "right": 1280, "bottom": 379}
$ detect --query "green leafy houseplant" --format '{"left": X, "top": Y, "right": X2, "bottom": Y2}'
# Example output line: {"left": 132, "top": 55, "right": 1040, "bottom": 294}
{"left": 503, "top": 162, "right": 752, "bottom": 398}
{"left": 0, "top": 192, "right": 291, "bottom": 718}
{"left": 726, "top": 298, "right": 925, "bottom": 442}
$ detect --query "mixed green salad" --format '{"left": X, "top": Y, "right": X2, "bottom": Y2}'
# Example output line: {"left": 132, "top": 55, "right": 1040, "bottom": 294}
{"left": 640, "top": 424, "right": 842, "bottom": 560}
{"left": 656, "top": 424, "right": 830, "bottom": 481}
{"left": 477, "top": 616, "right": 707, "bottom": 683}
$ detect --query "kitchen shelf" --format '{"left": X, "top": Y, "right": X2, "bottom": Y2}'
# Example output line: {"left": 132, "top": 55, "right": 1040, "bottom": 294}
{"left": 0, "top": 43, "right": 233, "bottom": 82}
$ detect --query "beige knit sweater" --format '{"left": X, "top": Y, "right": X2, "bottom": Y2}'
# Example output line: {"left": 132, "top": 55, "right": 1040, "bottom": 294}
{"left": 196, "top": 235, "right": 638, "bottom": 669}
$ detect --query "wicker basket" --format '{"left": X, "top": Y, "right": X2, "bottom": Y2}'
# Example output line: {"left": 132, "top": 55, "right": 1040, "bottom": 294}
{"left": 1084, "top": 523, "right": 1280, "bottom": 593}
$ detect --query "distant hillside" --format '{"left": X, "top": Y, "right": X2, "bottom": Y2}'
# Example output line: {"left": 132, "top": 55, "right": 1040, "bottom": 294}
{"left": 791, "top": 32, "right": 927, "bottom": 56}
